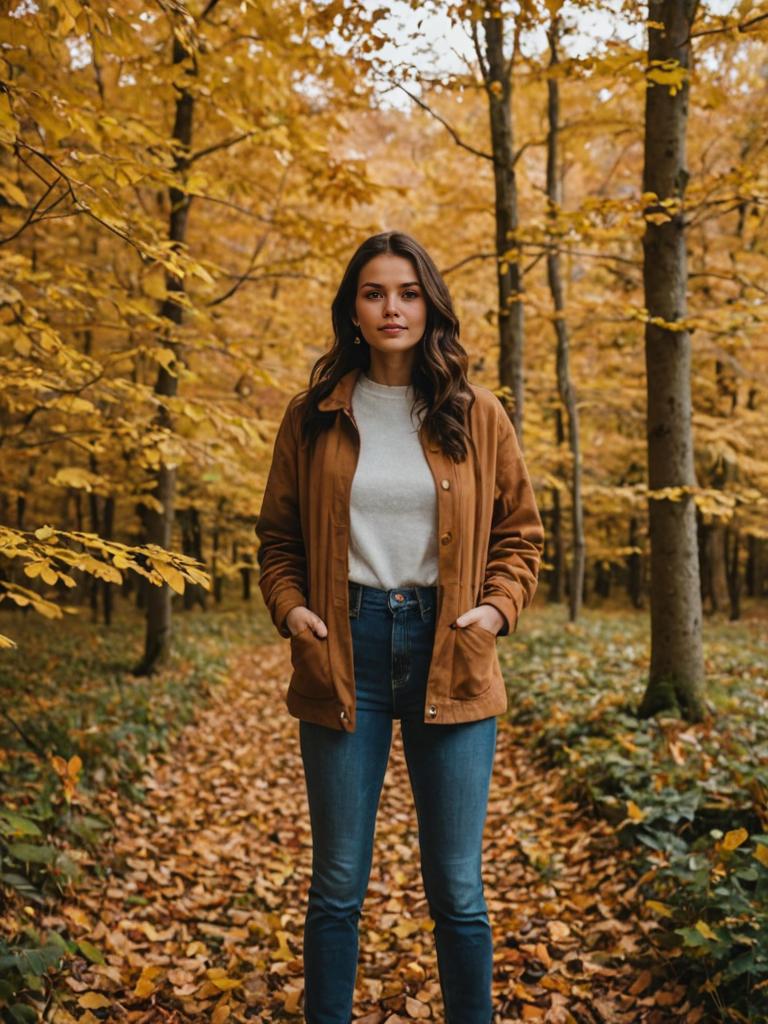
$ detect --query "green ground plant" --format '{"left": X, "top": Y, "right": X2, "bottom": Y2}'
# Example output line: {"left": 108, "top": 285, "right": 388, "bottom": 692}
{"left": 503, "top": 602, "right": 768, "bottom": 1023}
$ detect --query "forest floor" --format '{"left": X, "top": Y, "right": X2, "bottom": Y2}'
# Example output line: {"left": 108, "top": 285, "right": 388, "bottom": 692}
{"left": 49, "top": 630, "right": 705, "bottom": 1024}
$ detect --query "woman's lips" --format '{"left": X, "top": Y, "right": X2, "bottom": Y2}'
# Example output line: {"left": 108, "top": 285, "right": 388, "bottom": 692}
{"left": 380, "top": 326, "right": 406, "bottom": 333}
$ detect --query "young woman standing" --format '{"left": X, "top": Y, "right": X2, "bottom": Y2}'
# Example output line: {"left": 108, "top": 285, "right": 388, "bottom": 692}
{"left": 256, "top": 231, "right": 544, "bottom": 1024}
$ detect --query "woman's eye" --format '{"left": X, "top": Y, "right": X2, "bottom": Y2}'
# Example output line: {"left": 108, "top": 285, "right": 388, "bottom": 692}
{"left": 364, "top": 290, "right": 421, "bottom": 300}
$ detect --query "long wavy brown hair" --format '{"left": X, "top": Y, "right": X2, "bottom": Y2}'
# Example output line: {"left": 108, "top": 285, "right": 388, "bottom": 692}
{"left": 297, "top": 231, "right": 476, "bottom": 462}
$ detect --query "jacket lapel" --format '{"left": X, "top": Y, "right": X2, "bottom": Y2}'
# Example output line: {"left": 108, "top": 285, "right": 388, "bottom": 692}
{"left": 317, "top": 367, "right": 363, "bottom": 412}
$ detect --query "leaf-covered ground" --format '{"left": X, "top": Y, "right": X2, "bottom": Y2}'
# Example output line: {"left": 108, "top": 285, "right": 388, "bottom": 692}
{"left": 47, "top": 632, "right": 703, "bottom": 1023}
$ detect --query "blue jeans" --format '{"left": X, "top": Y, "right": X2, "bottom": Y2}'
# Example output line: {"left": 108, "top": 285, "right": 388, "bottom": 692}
{"left": 299, "top": 581, "right": 497, "bottom": 1024}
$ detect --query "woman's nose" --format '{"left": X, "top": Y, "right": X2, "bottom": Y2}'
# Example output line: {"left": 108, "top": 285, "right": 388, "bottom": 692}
{"left": 383, "top": 293, "right": 400, "bottom": 315}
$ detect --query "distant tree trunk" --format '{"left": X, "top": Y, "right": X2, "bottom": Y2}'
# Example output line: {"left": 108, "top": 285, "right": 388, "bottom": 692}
{"left": 88, "top": 453, "right": 100, "bottom": 619}
{"left": 546, "top": 11, "right": 584, "bottom": 622}
{"left": 638, "top": 0, "right": 706, "bottom": 722}
{"left": 725, "top": 527, "right": 741, "bottom": 621}
{"left": 133, "top": 26, "right": 195, "bottom": 675}
{"left": 548, "top": 407, "right": 566, "bottom": 604}
{"left": 181, "top": 507, "right": 207, "bottom": 611}
{"left": 745, "top": 535, "right": 765, "bottom": 599}
{"left": 595, "top": 561, "right": 611, "bottom": 599}
{"left": 627, "top": 517, "right": 644, "bottom": 609}
{"left": 212, "top": 505, "right": 224, "bottom": 604}
{"left": 241, "top": 550, "right": 253, "bottom": 601}
{"left": 102, "top": 495, "right": 115, "bottom": 625}
{"left": 472, "top": 2, "right": 525, "bottom": 437}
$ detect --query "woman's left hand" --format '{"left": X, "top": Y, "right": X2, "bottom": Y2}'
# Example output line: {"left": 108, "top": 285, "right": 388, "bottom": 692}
{"left": 453, "top": 604, "right": 506, "bottom": 636}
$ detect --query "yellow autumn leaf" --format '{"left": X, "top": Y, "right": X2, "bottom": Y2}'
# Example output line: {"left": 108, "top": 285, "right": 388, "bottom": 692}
{"left": 41, "top": 565, "right": 58, "bottom": 586}
{"left": 209, "top": 976, "right": 241, "bottom": 991}
{"left": 0, "top": 178, "right": 27, "bottom": 206}
{"left": 269, "top": 930, "right": 293, "bottom": 961}
{"left": 211, "top": 1001, "right": 232, "bottom": 1024}
{"left": 133, "top": 976, "right": 157, "bottom": 998}
{"left": 153, "top": 561, "right": 186, "bottom": 594}
{"left": 53, "top": 395, "right": 96, "bottom": 415}
{"left": 50, "top": 467, "right": 98, "bottom": 492}
{"left": 722, "top": 828, "right": 749, "bottom": 851}
{"left": 646, "top": 900, "right": 672, "bottom": 917}
{"left": 0, "top": 634, "right": 17, "bottom": 649}
{"left": 695, "top": 920, "right": 718, "bottom": 941}
{"left": 627, "top": 800, "right": 645, "bottom": 821}
{"left": 77, "top": 993, "right": 112, "bottom": 1009}
{"left": 133, "top": 964, "right": 163, "bottom": 997}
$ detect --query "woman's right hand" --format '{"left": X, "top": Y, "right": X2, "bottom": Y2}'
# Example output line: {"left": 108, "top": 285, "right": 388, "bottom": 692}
{"left": 286, "top": 606, "right": 328, "bottom": 639}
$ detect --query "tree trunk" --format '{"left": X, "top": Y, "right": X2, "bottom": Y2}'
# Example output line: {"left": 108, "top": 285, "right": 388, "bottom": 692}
{"left": 212, "top": 519, "right": 223, "bottom": 605}
{"left": 133, "top": 27, "right": 195, "bottom": 675}
{"left": 548, "top": 407, "right": 566, "bottom": 604}
{"left": 473, "top": 2, "right": 525, "bottom": 437}
{"left": 638, "top": 0, "right": 706, "bottom": 722}
{"left": 545, "top": 11, "right": 584, "bottom": 622}
{"left": 725, "top": 526, "right": 741, "bottom": 621}
{"left": 181, "top": 507, "right": 207, "bottom": 611}
{"left": 241, "top": 549, "right": 253, "bottom": 602}
{"left": 88, "top": 453, "right": 100, "bottom": 620}
{"left": 627, "top": 517, "right": 644, "bottom": 609}
{"left": 102, "top": 494, "right": 115, "bottom": 625}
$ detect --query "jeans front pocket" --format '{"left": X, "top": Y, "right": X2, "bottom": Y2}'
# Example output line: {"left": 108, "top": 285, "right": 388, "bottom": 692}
{"left": 289, "top": 627, "right": 336, "bottom": 700}
{"left": 451, "top": 622, "right": 497, "bottom": 700}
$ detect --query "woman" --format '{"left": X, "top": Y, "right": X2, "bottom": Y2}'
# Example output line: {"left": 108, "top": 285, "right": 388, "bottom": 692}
{"left": 255, "top": 230, "right": 544, "bottom": 1024}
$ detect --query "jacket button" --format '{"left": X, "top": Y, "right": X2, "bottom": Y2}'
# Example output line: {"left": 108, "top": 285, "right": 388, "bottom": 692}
{"left": 339, "top": 710, "right": 347, "bottom": 721}
{"left": 428, "top": 705, "right": 437, "bottom": 717}
{"left": 440, "top": 479, "right": 450, "bottom": 490}
{"left": 440, "top": 531, "right": 452, "bottom": 545}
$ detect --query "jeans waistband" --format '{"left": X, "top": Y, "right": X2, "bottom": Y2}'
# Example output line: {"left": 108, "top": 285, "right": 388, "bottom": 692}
{"left": 348, "top": 580, "right": 437, "bottom": 620}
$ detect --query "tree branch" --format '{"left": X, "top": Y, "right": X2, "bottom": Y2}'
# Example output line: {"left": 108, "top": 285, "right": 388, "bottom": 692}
{"left": 391, "top": 80, "right": 493, "bottom": 161}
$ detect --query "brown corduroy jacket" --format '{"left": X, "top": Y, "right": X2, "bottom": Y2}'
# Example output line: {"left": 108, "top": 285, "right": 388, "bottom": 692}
{"left": 255, "top": 366, "right": 544, "bottom": 733}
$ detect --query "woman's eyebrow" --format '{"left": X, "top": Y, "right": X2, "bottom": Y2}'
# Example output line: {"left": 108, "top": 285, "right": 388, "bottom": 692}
{"left": 359, "top": 281, "right": 421, "bottom": 289}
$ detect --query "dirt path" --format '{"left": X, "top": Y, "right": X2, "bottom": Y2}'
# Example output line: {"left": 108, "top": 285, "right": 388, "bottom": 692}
{"left": 61, "top": 643, "right": 693, "bottom": 1023}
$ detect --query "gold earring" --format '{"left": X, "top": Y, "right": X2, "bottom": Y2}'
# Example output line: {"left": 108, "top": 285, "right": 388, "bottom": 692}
{"left": 353, "top": 332, "right": 362, "bottom": 345}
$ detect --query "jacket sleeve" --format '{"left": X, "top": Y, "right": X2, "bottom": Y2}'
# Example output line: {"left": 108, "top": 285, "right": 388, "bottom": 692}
{"left": 479, "top": 402, "right": 545, "bottom": 636}
{"left": 255, "top": 398, "right": 308, "bottom": 639}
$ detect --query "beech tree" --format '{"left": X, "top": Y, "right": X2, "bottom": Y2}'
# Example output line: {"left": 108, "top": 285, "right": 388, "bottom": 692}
{"left": 638, "top": 0, "right": 706, "bottom": 720}
{"left": 544, "top": 4, "right": 584, "bottom": 621}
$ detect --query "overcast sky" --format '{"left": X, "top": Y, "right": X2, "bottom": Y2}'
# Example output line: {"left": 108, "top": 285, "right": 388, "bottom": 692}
{"left": 361, "top": 0, "right": 739, "bottom": 107}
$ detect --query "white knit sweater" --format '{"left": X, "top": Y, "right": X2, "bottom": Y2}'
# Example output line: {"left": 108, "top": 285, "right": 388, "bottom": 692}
{"left": 348, "top": 373, "right": 439, "bottom": 589}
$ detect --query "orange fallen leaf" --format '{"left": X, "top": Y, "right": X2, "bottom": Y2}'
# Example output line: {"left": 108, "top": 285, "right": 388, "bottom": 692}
{"left": 548, "top": 920, "right": 571, "bottom": 941}
{"left": 405, "top": 996, "right": 431, "bottom": 1018}
{"left": 521, "top": 1003, "right": 546, "bottom": 1020}
{"left": 722, "top": 827, "right": 749, "bottom": 851}
{"left": 629, "top": 968, "right": 653, "bottom": 995}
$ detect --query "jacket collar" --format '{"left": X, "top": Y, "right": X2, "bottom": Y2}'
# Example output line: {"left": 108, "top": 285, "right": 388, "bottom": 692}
{"left": 317, "top": 366, "right": 365, "bottom": 411}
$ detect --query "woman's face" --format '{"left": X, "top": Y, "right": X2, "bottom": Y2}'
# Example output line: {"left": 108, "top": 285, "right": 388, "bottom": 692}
{"left": 352, "top": 253, "right": 427, "bottom": 355}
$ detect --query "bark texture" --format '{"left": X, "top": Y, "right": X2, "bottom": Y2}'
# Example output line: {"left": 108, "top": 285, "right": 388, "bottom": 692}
{"left": 546, "top": 14, "right": 584, "bottom": 622}
{"left": 474, "top": 3, "right": 525, "bottom": 438}
{"left": 638, "top": 0, "right": 706, "bottom": 721}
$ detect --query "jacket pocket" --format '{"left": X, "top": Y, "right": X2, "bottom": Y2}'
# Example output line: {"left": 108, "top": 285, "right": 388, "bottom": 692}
{"left": 451, "top": 622, "right": 496, "bottom": 700}
{"left": 289, "top": 627, "right": 336, "bottom": 700}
